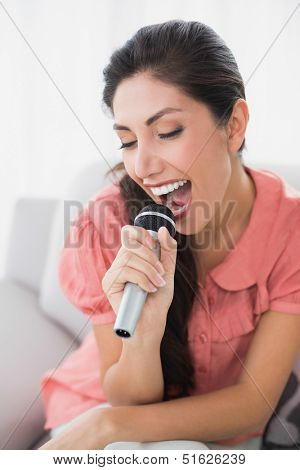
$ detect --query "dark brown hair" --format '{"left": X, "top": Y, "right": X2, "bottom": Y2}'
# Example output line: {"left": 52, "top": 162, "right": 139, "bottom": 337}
{"left": 101, "top": 19, "right": 247, "bottom": 401}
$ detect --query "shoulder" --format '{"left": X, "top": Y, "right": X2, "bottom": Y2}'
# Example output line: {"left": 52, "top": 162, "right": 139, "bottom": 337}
{"left": 62, "top": 181, "right": 129, "bottom": 267}
{"left": 269, "top": 178, "right": 300, "bottom": 257}
{"left": 58, "top": 182, "right": 128, "bottom": 317}
{"left": 265, "top": 180, "right": 300, "bottom": 314}
{"left": 71, "top": 181, "right": 129, "bottom": 238}
{"left": 265, "top": 167, "right": 300, "bottom": 260}
{"left": 254, "top": 167, "right": 300, "bottom": 265}
{"left": 264, "top": 168, "right": 300, "bottom": 228}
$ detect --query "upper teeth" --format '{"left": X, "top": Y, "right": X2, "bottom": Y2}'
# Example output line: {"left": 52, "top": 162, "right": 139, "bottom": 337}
{"left": 150, "top": 179, "right": 188, "bottom": 196}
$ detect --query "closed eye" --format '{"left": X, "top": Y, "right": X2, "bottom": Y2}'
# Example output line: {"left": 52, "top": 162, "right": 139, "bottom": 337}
{"left": 118, "top": 127, "right": 183, "bottom": 150}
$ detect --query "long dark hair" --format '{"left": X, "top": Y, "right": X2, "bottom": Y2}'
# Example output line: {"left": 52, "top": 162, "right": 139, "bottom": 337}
{"left": 101, "top": 19, "right": 247, "bottom": 401}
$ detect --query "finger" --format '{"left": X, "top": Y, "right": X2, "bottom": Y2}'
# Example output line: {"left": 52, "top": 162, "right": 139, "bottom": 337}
{"left": 118, "top": 241, "right": 165, "bottom": 274}
{"left": 117, "top": 249, "right": 166, "bottom": 288}
{"left": 121, "top": 225, "right": 156, "bottom": 251}
{"left": 157, "top": 226, "right": 177, "bottom": 274}
{"left": 158, "top": 226, "right": 177, "bottom": 251}
{"left": 102, "top": 265, "right": 158, "bottom": 294}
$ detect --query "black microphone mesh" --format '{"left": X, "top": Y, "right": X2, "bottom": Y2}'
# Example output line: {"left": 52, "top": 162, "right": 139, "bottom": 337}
{"left": 134, "top": 203, "right": 176, "bottom": 238}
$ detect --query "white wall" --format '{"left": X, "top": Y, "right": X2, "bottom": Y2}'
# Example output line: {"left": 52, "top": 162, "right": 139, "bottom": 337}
{"left": 0, "top": 0, "right": 299, "bottom": 278}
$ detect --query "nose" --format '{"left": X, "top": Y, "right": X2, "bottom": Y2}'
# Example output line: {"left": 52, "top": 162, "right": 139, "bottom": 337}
{"left": 134, "top": 142, "right": 162, "bottom": 180}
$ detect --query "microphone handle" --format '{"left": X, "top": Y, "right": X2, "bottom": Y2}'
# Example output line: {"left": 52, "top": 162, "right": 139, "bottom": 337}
{"left": 113, "top": 230, "right": 161, "bottom": 338}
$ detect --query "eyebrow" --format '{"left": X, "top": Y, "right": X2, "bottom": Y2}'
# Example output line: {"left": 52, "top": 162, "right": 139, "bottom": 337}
{"left": 113, "top": 107, "right": 183, "bottom": 131}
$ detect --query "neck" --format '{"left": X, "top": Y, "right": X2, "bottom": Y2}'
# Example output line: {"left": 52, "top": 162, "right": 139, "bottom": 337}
{"left": 192, "top": 158, "right": 256, "bottom": 269}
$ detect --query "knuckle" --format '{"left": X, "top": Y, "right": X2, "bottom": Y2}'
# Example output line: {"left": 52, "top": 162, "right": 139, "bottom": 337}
{"left": 123, "top": 250, "right": 132, "bottom": 264}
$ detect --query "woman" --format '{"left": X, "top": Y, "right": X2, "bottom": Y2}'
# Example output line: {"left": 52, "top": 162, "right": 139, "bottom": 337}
{"left": 39, "top": 19, "right": 300, "bottom": 450}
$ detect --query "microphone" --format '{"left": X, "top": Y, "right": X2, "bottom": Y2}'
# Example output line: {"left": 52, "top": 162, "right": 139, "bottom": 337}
{"left": 113, "top": 203, "right": 176, "bottom": 338}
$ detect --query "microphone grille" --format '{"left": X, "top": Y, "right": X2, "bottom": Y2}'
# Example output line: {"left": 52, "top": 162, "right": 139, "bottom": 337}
{"left": 134, "top": 203, "right": 176, "bottom": 237}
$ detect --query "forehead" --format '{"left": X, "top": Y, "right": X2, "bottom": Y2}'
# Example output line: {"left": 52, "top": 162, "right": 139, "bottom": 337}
{"left": 112, "top": 73, "right": 207, "bottom": 123}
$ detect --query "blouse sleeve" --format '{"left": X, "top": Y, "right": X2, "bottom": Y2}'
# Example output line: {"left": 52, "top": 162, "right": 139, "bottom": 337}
{"left": 268, "top": 220, "right": 300, "bottom": 315}
{"left": 58, "top": 210, "right": 117, "bottom": 326}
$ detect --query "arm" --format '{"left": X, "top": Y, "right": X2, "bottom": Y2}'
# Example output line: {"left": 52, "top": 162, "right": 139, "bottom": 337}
{"left": 107, "top": 382, "right": 264, "bottom": 443}
{"left": 105, "top": 309, "right": 300, "bottom": 444}
{"left": 38, "top": 382, "right": 263, "bottom": 450}
{"left": 103, "top": 336, "right": 164, "bottom": 406}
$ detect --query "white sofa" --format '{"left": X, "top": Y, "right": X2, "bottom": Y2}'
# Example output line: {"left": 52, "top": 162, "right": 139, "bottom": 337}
{"left": 1, "top": 160, "right": 299, "bottom": 450}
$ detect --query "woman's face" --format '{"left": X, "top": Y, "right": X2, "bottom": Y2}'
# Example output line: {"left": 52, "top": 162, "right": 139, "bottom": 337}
{"left": 112, "top": 73, "right": 239, "bottom": 236}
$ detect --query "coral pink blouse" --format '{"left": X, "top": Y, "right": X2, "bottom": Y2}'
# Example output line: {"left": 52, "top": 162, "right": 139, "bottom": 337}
{"left": 40, "top": 164, "right": 300, "bottom": 446}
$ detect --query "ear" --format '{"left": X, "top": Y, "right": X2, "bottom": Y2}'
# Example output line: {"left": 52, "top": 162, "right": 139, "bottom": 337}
{"left": 226, "top": 99, "right": 249, "bottom": 156}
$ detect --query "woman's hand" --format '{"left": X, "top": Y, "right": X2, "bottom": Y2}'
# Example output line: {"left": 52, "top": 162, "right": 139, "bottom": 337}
{"left": 102, "top": 225, "right": 177, "bottom": 342}
{"left": 38, "top": 407, "right": 115, "bottom": 450}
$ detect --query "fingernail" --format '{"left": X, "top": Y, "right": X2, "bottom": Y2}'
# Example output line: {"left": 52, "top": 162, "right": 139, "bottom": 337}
{"left": 148, "top": 283, "right": 157, "bottom": 292}
{"left": 155, "top": 261, "right": 165, "bottom": 275}
{"left": 155, "top": 273, "right": 166, "bottom": 286}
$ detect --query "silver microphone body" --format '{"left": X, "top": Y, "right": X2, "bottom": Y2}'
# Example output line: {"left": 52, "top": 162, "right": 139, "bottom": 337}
{"left": 113, "top": 230, "right": 160, "bottom": 338}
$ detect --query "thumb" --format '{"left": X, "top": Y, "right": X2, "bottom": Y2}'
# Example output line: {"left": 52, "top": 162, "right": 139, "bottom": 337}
{"left": 157, "top": 226, "right": 177, "bottom": 276}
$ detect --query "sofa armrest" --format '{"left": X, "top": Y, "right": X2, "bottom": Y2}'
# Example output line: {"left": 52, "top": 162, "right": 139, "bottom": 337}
{"left": 0, "top": 279, "right": 79, "bottom": 450}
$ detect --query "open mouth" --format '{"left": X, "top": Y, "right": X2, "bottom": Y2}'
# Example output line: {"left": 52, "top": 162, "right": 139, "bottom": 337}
{"left": 158, "top": 180, "right": 192, "bottom": 218}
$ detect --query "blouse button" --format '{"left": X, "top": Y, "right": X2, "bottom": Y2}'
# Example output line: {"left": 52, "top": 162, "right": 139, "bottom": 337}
{"left": 199, "top": 332, "right": 208, "bottom": 343}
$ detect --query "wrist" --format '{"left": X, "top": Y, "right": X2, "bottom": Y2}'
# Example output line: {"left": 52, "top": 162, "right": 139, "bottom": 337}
{"left": 104, "top": 406, "right": 138, "bottom": 444}
{"left": 95, "top": 406, "right": 121, "bottom": 449}
{"left": 122, "top": 332, "right": 162, "bottom": 350}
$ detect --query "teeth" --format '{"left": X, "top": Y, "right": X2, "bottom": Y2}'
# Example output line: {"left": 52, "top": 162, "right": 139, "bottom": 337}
{"left": 166, "top": 192, "right": 173, "bottom": 209}
{"left": 150, "top": 179, "right": 188, "bottom": 196}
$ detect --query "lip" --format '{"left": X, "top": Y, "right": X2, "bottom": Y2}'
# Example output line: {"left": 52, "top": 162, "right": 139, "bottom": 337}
{"left": 144, "top": 178, "right": 188, "bottom": 188}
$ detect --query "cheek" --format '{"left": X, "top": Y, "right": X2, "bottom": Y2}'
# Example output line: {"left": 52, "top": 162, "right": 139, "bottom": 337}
{"left": 182, "top": 139, "right": 231, "bottom": 233}
{"left": 163, "top": 137, "right": 198, "bottom": 175}
{"left": 187, "top": 130, "right": 229, "bottom": 190}
{"left": 166, "top": 126, "right": 213, "bottom": 178}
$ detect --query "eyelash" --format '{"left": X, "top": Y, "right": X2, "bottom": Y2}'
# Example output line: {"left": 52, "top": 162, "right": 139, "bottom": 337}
{"left": 118, "top": 127, "right": 183, "bottom": 150}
